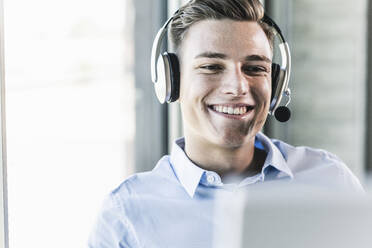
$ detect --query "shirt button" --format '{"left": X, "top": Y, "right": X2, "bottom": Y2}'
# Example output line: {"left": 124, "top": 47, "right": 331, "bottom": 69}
{"left": 207, "top": 175, "right": 215, "bottom": 183}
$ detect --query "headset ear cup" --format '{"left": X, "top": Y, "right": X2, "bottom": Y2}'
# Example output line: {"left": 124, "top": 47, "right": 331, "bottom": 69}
{"left": 271, "top": 63, "right": 281, "bottom": 102}
{"left": 154, "top": 54, "right": 170, "bottom": 103}
{"left": 164, "top": 52, "right": 180, "bottom": 102}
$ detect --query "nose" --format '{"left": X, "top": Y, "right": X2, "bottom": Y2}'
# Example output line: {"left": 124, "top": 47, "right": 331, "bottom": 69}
{"left": 221, "top": 65, "right": 249, "bottom": 96}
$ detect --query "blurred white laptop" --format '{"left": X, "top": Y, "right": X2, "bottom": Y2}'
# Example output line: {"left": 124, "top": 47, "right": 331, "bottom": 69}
{"left": 213, "top": 186, "right": 372, "bottom": 248}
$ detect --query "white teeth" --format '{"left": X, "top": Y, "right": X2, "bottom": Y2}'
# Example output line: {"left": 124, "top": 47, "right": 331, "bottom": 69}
{"left": 212, "top": 105, "right": 248, "bottom": 115}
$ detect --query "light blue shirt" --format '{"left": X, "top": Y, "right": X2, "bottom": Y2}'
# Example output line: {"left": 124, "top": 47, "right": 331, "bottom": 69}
{"left": 88, "top": 132, "right": 364, "bottom": 248}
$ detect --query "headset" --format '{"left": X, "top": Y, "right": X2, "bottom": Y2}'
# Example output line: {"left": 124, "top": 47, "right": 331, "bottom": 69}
{"left": 151, "top": 9, "right": 292, "bottom": 122}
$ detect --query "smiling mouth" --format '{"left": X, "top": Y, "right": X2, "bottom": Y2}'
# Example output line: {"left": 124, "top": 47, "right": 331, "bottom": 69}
{"left": 207, "top": 104, "right": 254, "bottom": 117}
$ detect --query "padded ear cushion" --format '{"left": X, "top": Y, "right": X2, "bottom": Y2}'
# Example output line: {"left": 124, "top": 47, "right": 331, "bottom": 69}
{"left": 271, "top": 63, "right": 281, "bottom": 102}
{"left": 154, "top": 54, "right": 170, "bottom": 103}
{"left": 164, "top": 52, "right": 180, "bottom": 102}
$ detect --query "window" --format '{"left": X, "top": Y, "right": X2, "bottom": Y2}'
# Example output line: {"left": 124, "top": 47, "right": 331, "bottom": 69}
{"left": 4, "top": 0, "right": 135, "bottom": 246}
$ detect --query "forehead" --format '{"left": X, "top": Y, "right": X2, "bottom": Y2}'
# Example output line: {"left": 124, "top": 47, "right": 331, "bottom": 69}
{"left": 180, "top": 19, "right": 272, "bottom": 60}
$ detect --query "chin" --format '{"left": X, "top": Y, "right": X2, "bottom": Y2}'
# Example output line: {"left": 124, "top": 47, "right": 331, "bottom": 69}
{"left": 214, "top": 120, "right": 264, "bottom": 149}
{"left": 215, "top": 130, "right": 254, "bottom": 149}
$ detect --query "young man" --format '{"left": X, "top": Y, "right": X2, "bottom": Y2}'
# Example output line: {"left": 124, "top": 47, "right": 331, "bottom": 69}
{"left": 89, "top": 0, "right": 363, "bottom": 247}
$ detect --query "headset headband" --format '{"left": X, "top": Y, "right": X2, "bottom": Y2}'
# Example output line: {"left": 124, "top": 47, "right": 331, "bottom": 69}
{"left": 261, "top": 14, "right": 292, "bottom": 113}
{"left": 151, "top": 16, "right": 174, "bottom": 83}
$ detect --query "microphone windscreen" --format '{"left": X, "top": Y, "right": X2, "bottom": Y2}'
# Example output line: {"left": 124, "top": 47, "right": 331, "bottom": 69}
{"left": 274, "top": 106, "right": 291, "bottom": 122}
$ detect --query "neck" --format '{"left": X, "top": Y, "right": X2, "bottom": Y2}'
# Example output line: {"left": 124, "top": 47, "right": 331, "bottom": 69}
{"left": 184, "top": 133, "right": 266, "bottom": 178}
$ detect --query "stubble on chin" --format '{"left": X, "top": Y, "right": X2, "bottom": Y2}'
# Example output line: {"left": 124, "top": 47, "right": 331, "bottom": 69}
{"left": 216, "top": 120, "right": 255, "bottom": 148}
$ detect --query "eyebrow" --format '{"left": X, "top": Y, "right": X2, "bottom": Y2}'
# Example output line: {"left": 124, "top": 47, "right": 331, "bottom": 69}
{"left": 244, "top": 55, "right": 272, "bottom": 63}
{"left": 194, "top": 52, "right": 272, "bottom": 63}
{"left": 195, "top": 52, "right": 227, "bottom": 59}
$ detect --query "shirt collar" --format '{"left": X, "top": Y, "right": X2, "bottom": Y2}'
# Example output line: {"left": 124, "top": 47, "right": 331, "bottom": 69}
{"left": 170, "top": 138, "right": 205, "bottom": 198}
{"left": 255, "top": 132, "right": 294, "bottom": 180}
{"left": 169, "top": 132, "right": 293, "bottom": 198}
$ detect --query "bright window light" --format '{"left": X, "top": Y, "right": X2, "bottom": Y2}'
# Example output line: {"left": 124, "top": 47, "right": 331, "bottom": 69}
{"left": 4, "top": 0, "right": 135, "bottom": 247}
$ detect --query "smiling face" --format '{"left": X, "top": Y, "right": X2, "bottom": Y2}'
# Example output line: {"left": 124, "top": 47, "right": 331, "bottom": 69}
{"left": 178, "top": 19, "right": 272, "bottom": 149}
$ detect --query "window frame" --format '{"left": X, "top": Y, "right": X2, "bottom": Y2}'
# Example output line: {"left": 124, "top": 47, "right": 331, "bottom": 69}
{"left": 134, "top": 0, "right": 169, "bottom": 172}
{"left": 0, "top": 0, "right": 9, "bottom": 246}
{"left": 366, "top": 0, "right": 372, "bottom": 172}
